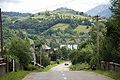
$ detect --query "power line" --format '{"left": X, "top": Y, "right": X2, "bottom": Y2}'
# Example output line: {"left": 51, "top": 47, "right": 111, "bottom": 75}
{"left": 0, "top": 8, "right": 3, "bottom": 57}
{"left": 29, "top": 0, "right": 78, "bottom": 13}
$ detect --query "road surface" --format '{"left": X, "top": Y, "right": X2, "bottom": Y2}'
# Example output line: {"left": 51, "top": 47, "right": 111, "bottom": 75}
{"left": 23, "top": 61, "right": 113, "bottom": 80}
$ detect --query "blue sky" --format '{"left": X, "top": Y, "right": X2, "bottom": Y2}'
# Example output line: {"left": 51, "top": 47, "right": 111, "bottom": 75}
{"left": 0, "top": 0, "right": 110, "bottom": 13}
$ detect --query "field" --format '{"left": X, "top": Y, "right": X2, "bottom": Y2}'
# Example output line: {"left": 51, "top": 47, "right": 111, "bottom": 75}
{"left": 74, "top": 25, "right": 91, "bottom": 33}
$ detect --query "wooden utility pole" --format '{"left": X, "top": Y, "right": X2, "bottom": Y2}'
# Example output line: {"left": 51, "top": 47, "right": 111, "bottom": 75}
{"left": 0, "top": 8, "right": 3, "bottom": 57}
{"left": 96, "top": 15, "right": 99, "bottom": 55}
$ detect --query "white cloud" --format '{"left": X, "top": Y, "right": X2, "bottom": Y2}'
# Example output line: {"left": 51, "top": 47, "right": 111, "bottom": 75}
{"left": 0, "top": 0, "right": 110, "bottom": 13}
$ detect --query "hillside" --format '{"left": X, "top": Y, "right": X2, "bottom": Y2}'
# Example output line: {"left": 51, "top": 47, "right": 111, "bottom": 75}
{"left": 3, "top": 8, "right": 92, "bottom": 34}
{"left": 86, "top": 4, "right": 112, "bottom": 17}
{"left": 2, "top": 7, "right": 93, "bottom": 44}
{"left": 53, "top": 7, "right": 85, "bottom": 15}
{"left": 2, "top": 12, "right": 31, "bottom": 17}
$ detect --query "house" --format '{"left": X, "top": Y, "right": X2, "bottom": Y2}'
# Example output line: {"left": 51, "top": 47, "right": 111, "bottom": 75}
{"left": 60, "top": 44, "right": 78, "bottom": 50}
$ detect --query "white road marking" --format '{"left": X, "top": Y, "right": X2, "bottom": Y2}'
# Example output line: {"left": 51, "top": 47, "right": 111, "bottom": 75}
{"left": 63, "top": 77, "right": 67, "bottom": 80}
{"left": 62, "top": 73, "right": 65, "bottom": 76}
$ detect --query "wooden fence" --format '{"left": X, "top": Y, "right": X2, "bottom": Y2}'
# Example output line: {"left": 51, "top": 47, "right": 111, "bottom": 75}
{"left": 100, "top": 61, "right": 120, "bottom": 72}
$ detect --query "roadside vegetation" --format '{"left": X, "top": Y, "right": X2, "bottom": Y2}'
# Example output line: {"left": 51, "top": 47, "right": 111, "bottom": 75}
{"left": 0, "top": 71, "right": 29, "bottom": 80}
{"left": 69, "top": 0, "right": 120, "bottom": 68}
{"left": 69, "top": 63, "right": 90, "bottom": 71}
{"left": 39, "top": 60, "right": 63, "bottom": 72}
{"left": 69, "top": 63, "right": 120, "bottom": 80}
{"left": 42, "top": 63, "right": 58, "bottom": 72}
{"left": 68, "top": 0, "right": 120, "bottom": 80}
{"left": 94, "top": 69, "right": 120, "bottom": 80}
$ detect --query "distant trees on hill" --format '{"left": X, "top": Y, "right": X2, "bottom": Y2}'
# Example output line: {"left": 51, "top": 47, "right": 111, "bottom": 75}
{"left": 8, "top": 17, "right": 91, "bottom": 34}
{"left": 2, "top": 12, "right": 30, "bottom": 17}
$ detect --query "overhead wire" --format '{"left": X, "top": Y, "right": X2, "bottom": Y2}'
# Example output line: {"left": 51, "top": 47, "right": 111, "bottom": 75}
{"left": 28, "top": 0, "right": 78, "bottom": 13}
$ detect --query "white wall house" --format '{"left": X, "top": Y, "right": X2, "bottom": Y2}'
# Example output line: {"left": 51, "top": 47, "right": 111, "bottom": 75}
{"left": 60, "top": 44, "right": 78, "bottom": 50}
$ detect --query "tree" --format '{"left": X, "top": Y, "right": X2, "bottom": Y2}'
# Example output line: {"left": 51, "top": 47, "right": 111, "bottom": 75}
{"left": 60, "top": 47, "right": 70, "bottom": 60}
{"left": 8, "top": 37, "right": 32, "bottom": 68}
{"left": 41, "top": 53, "right": 50, "bottom": 67}
{"left": 100, "top": 0, "right": 120, "bottom": 63}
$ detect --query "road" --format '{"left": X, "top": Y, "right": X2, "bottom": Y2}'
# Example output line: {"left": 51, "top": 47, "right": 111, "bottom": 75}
{"left": 23, "top": 61, "right": 113, "bottom": 80}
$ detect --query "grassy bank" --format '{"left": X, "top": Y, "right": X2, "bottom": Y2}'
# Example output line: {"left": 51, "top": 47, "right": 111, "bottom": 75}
{"left": 93, "top": 69, "right": 120, "bottom": 80}
{"left": 0, "top": 71, "right": 29, "bottom": 80}
{"left": 69, "top": 63, "right": 90, "bottom": 71}
{"left": 42, "top": 60, "right": 64, "bottom": 72}
{"left": 42, "top": 63, "right": 58, "bottom": 72}
{"left": 69, "top": 63, "right": 120, "bottom": 80}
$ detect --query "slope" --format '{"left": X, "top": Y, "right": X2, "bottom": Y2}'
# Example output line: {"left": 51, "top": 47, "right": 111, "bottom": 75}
{"left": 86, "top": 4, "right": 112, "bottom": 17}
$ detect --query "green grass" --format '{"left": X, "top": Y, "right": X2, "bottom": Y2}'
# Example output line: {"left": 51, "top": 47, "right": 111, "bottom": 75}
{"left": 62, "top": 13, "right": 90, "bottom": 19}
{"left": 52, "top": 23, "right": 69, "bottom": 30}
{"left": 42, "top": 60, "right": 64, "bottom": 72}
{"left": 0, "top": 71, "right": 29, "bottom": 80}
{"left": 93, "top": 69, "right": 120, "bottom": 80}
{"left": 74, "top": 25, "right": 90, "bottom": 33}
{"left": 42, "top": 63, "right": 58, "bottom": 72}
{"left": 70, "top": 63, "right": 120, "bottom": 80}
{"left": 69, "top": 63, "right": 90, "bottom": 71}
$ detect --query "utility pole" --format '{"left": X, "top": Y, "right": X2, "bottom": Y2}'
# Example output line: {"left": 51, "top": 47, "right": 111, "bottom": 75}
{"left": 95, "top": 15, "right": 100, "bottom": 64}
{"left": 0, "top": 8, "right": 3, "bottom": 57}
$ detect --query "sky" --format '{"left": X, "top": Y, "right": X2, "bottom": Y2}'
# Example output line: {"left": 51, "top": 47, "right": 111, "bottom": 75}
{"left": 0, "top": 0, "right": 110, "bottom": 13}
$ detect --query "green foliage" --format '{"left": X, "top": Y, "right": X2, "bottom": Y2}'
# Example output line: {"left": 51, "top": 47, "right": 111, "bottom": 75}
{"left": 0, "top": 71, "right": 29, "bottom": 80}
{"left": 70, "top": 63, "right": 90, "bottom": 71}
{"left": 42, "top": 63, "right": 58, "bottom": 72}
{"left": 26, "top": 64, "right": 37, "bottom": 71}
{"left": 99, "top": 0, "right": 120, "bottom": 63}
{"left": 8, "top": 37, "right": 32, "bottom": 68}
{"left": 41, "top": 53, "right": 50, "bottom": 67}
{"left": 69, "top": 50, "right": 83, "bottom": 65}
{"left": 52, "top": 23, "right": 69, "bottom": 30}
{"left": 2, "top": 9, "right": 92, "bottom": 38}
{"left": 69, "top": 43, "right": 97, "bottom": 65}
{"left": 93, "top": 69, "right": 120, "bottom": 80}
{"left": 60, "top": 47, "right": 70, "bottom": 60}
{"left": 74, "top": 25, "right": 90, "bottom": 33}
{"left": 49, "top": 39, "right": 59, "bottom": 49}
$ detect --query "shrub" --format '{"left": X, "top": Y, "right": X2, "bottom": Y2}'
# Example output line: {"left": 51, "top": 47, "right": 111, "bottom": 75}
{"left": 70, "top": 63, "right": 90, "bottom": 71}
{"left": 56, "top": 59, "right": 60, "bottom": 64}
{"left": 26, "top": 64, "right": 37, "bottom": 71}
{"left": 41, "top": 53, "right": 50, "bottom": 67}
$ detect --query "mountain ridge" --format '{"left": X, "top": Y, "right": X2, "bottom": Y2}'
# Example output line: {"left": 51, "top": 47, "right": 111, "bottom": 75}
{"left": 86, "top": 4, "right": 112, "bottom": 17}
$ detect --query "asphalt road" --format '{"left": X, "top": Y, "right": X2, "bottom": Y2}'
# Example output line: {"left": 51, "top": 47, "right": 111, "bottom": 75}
{"left": 23, "top": 61, "right": 113, "bottom": 80}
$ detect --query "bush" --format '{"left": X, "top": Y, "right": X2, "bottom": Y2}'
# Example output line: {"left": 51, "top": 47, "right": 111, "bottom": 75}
{"left": 70, "top": 63, "right": 90, "bottom": 71}
{"left": 41, "top": 53, "right": 50, "bottom": 67}
{"left": 56, "top": 59, "right": 60, "bottom": 64}
{"left": 26, "top": 64, "right": 37, "bottom": 71}
{"left": 0, "top": 71, "right": 29, "bottom": 80}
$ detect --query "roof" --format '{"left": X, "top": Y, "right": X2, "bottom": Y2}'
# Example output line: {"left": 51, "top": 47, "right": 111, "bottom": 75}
{"left": 42, "top": 45, "right": 51, "bottom": 50}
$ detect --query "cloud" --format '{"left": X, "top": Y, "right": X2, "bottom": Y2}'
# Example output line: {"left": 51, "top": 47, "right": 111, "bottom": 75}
{"left": 0, "top": 0, "right": 110, "bottom": 13}
{"left": 0, "top": 0, "right": 21, "bottom": 3}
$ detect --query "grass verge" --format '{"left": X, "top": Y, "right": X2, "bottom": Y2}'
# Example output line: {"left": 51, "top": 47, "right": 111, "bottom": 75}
{"left": 92, "top": 69, "right": 120, "bottom": 80}
{"left": 69, "top": 63, "right": 90, "bottom": 71}
{"left": 0, "top": 71, "right": 29, "bottom": 80}
{"left": 42, "top": 63, "right": 58, "bottom": 72}
{"left": 42, "top": 60, "right": 64, "bottom": 72}
{"left": 70, "top": 63, "right": 120, "bottom": 80}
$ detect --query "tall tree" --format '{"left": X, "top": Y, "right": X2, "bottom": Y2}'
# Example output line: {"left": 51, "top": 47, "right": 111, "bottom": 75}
{"left": 101, "top": 0, "right": 120, "bottom": 63}
{"left": 8, "top": 37, "right": 32, "bottom": 68}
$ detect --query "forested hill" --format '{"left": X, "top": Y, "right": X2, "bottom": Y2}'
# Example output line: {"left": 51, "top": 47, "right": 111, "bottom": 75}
{"left": 53, "top": 7, "right": 85, "bottom": 15}
{"left": 2, "top": 7, "right": 92, "bottom": 40}
{"left": 2, "top": 12, "right": 31, "bottom": 17}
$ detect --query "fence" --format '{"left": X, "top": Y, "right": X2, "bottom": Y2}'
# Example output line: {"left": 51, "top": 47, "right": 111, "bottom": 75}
{"left": 0, "top": 59, "right": 23, "bottom": 76}
{"left": 100, "top": 61, "right": 120, "bottom": 72}
{"left": 0, "top": 58, "right": 6, "bottom": 75}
